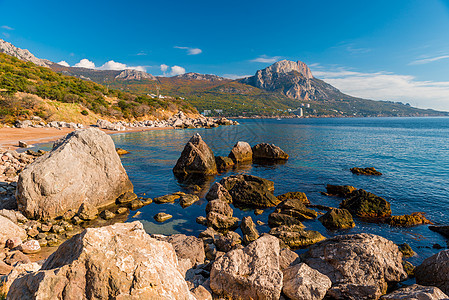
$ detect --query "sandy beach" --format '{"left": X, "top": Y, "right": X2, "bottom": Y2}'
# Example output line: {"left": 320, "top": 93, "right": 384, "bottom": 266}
{"left": 0, "top": 126, "right": 174, "bottom": 150}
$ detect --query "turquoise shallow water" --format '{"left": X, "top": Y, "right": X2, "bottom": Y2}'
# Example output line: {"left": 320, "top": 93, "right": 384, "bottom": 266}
{"left": 39, "top": 117, "right": 449, "bottom": 265}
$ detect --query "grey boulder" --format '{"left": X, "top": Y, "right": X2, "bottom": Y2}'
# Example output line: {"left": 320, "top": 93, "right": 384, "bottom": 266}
{"left": 381, "top": 284, "right": 448, "bottom": 299}
{"left": 282, "top": 263, "right": 332, "bottom": 300}
{"left": 16, "top": 128, "right": 133, "bottom": 220}
{"left": 415, "top": 249, "right": 449, "bottom": 294}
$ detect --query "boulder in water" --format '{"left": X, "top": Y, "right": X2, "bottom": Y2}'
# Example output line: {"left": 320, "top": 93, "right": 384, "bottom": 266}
{"left": 173, "top": 133, "right": 217, "bottom": 177}
{"left": 228, "top": 141, "right": 252, "bottom": 163}
{"left": 340, "top": 189, "right": 391, "bottom": 219}
{"left": 415, "top": 249, "right": 449, "bottom": 294}
{"left": 252, "top": 143, "right": 289, "bottom": 161}
{"left": 318, "top": 208, "right": 355, "bottom": 230}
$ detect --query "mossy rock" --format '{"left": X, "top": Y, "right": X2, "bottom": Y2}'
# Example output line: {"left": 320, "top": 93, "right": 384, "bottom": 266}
{"left": 319, "top": 208, "right": 355, "bottom": 230}
{"left": 268, "top": 212, "right": 305, "bottom": 228}
{"left": 388, "top": 212, "right": 432, "bottom": 227}
{"left": 326, "top": 184, "right": 357, "bottom": 197}
{"left": 215, "top": 156, "right": 235, "bottom": 171}
{"left": 269, "top": 225, "right": 325, "bottom": 249}
{"left": 398, "top": 243, "right": 415, "bottom": 258}
{"left": 350, "top": 167, "right": 382, "bottom": 176}
{"left": 340, "top": 189, "right": 391, "bottom": 219}
{"left": 277, "top": 199, "right": 318, "bottom": 219}
{"left": 116, "top": 148, "right": 130, "bottom": 155}
{"left": 276, "top": 192, "right": 310, "bottom": 204}
{"left": 402, "top": 260, "right": 415, "bottom": 277}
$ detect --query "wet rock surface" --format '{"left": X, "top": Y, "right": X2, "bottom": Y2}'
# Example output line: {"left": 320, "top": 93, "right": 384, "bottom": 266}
{"left": 318, "top": 208, "right": 355, "bottom": 230}
{"left": 340, "top": 189, "right": 392, "bottom": 219}
{"left": 252, "top": 143, "right": 289, "bottom": 161}
{"left": 351, "top": 167, "right": 382, "bottom": 176}
{"left": 228, "top": 141, "right": 253, "bottom": 163}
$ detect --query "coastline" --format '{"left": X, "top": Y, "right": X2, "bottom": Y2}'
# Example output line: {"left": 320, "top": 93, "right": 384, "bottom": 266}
{"left": 0, "top": 126, "right": 175, "bottom": 150}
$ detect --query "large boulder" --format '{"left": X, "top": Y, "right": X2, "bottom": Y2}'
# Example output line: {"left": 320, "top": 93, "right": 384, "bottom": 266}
{"left": 16, "top": 128, "right": 133, "bottom": 220}
{"left": 156, "top": 234, "right": 205, "bottom": 270}
{"left": 276, "top": 192, "right": 310, "bottom": 204}
{"left": 340, "top": 189, "right": 391, "bottom": 219}
{"left": 210, "top": 235, "right": 283, "bottom": 299}
{"left": 228, "top": 141, "right": 252, "bottom": 163}
{"left": 282, "top": 263, "right": 332, "bottom": 300}
{"left": 219, "top": 174, "right": 279, "bottom": 208}
{"left": 302, "top": 233, "right": 407, "bottom": 299}
{"left": 7, "top": 221, "right": 195, "bottom": 299}
{"left": 206, "top": 200, "right": 239, "bottom": 231}
{"left": 380, "top": 284, "right": 448, "bottom": 300}
{"left": 415, "top": 249, "right": 449, "bottom": 294}
{"left": 173, "top": 133, "right": 217, "bottom": 176}
{"left": 0, "top": 215, "right": 27, "bottom": 248}
{"left": 205, "top": 182, "right": 232, "bottom": 203}
{"left": 252, "top": 143, "right": 289, "bottom": 161}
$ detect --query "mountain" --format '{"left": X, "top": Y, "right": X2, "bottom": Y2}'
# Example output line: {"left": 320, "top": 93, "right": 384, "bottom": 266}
{"left": 115, "top": 69, "right": 156, "bottom": 81}
{"left": 1, "top": 39, "right": 446, "bottom": 118}
{"left": 241, "top": 60, "right": 348, "bottom": 101}
{"left": 0, "top": 39, "right": 52, "bottom": 68}
{"left": 174, "top": 72, "right": 226, "bottom": 82}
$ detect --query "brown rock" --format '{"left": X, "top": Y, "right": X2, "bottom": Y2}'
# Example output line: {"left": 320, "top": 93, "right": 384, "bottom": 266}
{"left": 252, "top": 143, "right": 289, "bottom": 160}
{"left": 154, "top": 212, "right": 172, "bottom": 222}
{"left": 326, "top": 184, "right": 357, "bottom": 197}
{"left": 115, "top": 147, "right": 129, "bottom": 155}
{"left": 241, "top": 216, "right": 259, "bottom": 245}
{"left": 180, "top": 194, "right": 200, "bottom": 208}
{"left": 0, "top": 260, "right": 13, "bottom": 275}
{"left": 340, "top": 189, "right": 391, "bottom": 219}
{"left": 351, "top": 167, "right": 382, "bottom": 176}
{"left": 279, "top": 248, "right": 300, "bottom": 270}
{"left": 318, "top": 208, "right": 355, "bottom": 230}
{"left": 276, "top": 191, "right": 310, "bottom": 203}
{"left": 100, "top": 209, "right": 115, "bottom": 220}
{"left": 215, "top": 156, "right": 234, "bottom": 171}
{"left": 18, "top": 239, "right": 40, "bottom": 254}
{"left": 269, "top": 225, "right": 325, "bottom": 249}
{"left": 4, "top": 251, "right": 31, "bottom": 266}
{"left": 157, "top": 234, "right": 205, "bottom": 268}
{"left": 77, "top": 202, "right": 98, "bottom": 220}
{"left": 0, "top": 215, "right": 27, "bottom": 248}
{"left": 415, "top": 249, "right": 449, "bottom": 294}
{"left": 154, "top": 193, "right": 181, "bottom": 204}
{"left": 228, "top": 141, "right": 252, "bottom": 163}
{"left": 205, "top": 182, "right": 232, "bottom": 203}
{"left": 173, "top": 133, "right": 218, "bottom": 176}
{"left": 388, "top": 212, "right": 432, "bottom": 227}
{"left": 116, "top": 191, "right": 138, "bottom": 204}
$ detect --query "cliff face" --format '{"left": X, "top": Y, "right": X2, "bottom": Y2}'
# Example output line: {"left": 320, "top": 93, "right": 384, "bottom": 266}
{"left": 0, "top": 39, "right": 52, "bottom": 67}
{"left": 174, "top": 72, "right": 226, "bottom": 82}
{"left": 115, "top": 69, "right": 156, "bottom": 80}
{"left": 241, "top": 60, "right": 343, "bottom": 101}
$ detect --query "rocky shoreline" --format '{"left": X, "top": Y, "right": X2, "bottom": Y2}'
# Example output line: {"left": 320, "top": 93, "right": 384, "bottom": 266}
{"left": 1, "top": 129, "right": 449, "bottom": 299}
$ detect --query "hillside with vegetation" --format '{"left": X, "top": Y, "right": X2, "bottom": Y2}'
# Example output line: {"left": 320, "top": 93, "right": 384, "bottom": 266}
{"left": 0, "top": 53, "right": 196, "bottom": 125}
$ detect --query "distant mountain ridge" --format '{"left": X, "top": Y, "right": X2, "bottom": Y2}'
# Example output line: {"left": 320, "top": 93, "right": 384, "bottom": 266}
{"left": 0, "top": 39, "right": 52, "bottom": 68}
{"left": 241, "top": 59, "right": 347, "bottom": 101}
{"left": 1, "top": 39, "right": 446, "bottom": 117}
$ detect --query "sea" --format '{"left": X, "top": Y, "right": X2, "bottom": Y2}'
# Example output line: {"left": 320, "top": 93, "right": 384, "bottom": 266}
{"left": 41, "top": 117, "right": 449, "bottom": 267}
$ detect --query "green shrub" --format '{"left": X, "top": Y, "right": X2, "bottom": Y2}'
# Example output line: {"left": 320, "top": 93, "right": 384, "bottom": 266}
{"left": 80, "top": 110, "right": 89, "bottom": 116}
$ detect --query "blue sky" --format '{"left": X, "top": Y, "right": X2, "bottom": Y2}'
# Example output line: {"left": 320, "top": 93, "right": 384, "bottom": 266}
{"left": 1, "top": 0, "right": 449, "bottom": 110}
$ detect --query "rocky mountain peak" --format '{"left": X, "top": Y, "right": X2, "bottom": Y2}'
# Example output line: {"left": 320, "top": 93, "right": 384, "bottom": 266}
{"left": 262, "top": 60, "right": 313, "bottom": 79}
{"left": 240, "top": 59, "right": 343, "bottom": 101}
{"left": 174, "top": 72, "right": 226, "bottom": 82}
{"left": 115, "top": 69, "right": 156, "bottom": 81}
{"left": 0, "top": 39, "right": 52, "bottom": 67}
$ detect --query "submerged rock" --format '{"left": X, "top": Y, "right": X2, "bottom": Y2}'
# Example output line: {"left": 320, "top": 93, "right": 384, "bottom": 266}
{"left": 276, "top": 191, "right": 310, "bottom": 204}
{"left": 351, "top": 167, "right": 382, "bottom": 176}
{"left": 210, "top": 235, "right": 283, "bottom": 299}
{"left": 340, "top": 189, "right": 391, "bottom": 219}
{"left": 154, "top": 193, "right": 182, "bottom": 204}
{"left": 228, "top": 141, "right": 253, "bottom": 163}
{"left": 415, "top": 249, "right": 449, "bottom": 294}
{"left": 387, "top": 212, "right": 432, "bottom": 227}
{"left": 269, "top": 225, "right": 325, "bottom": 248}
{"left": 154, "top": 212, "right": 173, "bottom": 222}
{"left": 215, "top": 156, "right": 234, "bottom": 171}
{"left": 173, "top": 133, "right": 217, "bottom": 177}
{"left": 16, "top": 128, "right": 134, "bottom": 220}
{"left": 179, "top": 194, "right": 200, "bottom": 208}
{"left": 380, "top": 284, "right": 448, "bottom": 300}
{"left": 220, "top": 174, "right": 279, "bottom": 208}
{"left": 429, "top": 225, "right": 449, "bottom": 238}
{"left": 252, "top": 143, "right": 289, "bottom": 161}
{"left": 318, "top": 208, "right": 355, "bottom": 230}
{"left": 7, "top": 222, "right": 195, "bottom": 299}
{"left": 302, "top": 233, "right": 407, "bottom": 299}
{"left": 325, "top": 184, "right": 357, "bottom": 197}
{"left": 282, "top": 263, "right": 332, "bottom": 300}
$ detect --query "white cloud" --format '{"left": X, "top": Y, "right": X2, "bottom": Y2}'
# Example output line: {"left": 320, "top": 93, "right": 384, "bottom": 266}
{"left": 57, "top": 61, "right": 70, "bottom": 67}
{"left": 73, "top": 58, "right": 145, "bottom": 72}
{"left": 1, "top": 25, "right": 13, "bottom": 30}
{"left": 312, "top": 67, "right": 449, "bottom": 111}
{"left": 98, "top": 60, "right": 146, "bottom": 72}
{"left": 250, "top": 55, "right": 282, "bottom": 63}
{"left": 74, "top": 58, "right": 96, "bottom": 69}
{"left": 174, "top": 46, "right": 202, "bottom": 55}
{"left": 409, "top": 55, "right": 449, "bottom": 65}
{"left": 223, "top": 74, "right": 252, "bottom": 80}
{"left": 160, "top": 64, "right": 169, "bottom": 73}
{"left": 170, "top": 65, "right": 186, "bottom": 76}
